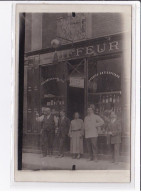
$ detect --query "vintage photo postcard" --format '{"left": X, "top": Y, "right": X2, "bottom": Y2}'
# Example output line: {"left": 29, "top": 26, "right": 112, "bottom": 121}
{"left": 14, "top": 3, "right": 132, "bottom": 182}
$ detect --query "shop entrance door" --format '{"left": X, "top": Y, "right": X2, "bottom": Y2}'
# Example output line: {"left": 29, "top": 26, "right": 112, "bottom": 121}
{"left": 67, "top": 86, "right": 84, "bottom": 120}
{"left": 67, "top": 59, "right": 85, "bottom": 120}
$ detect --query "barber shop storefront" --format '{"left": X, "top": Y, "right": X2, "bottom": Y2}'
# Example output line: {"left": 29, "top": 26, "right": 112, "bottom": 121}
{"left": 23, "top": 32, "right": 130, "bottom": 159}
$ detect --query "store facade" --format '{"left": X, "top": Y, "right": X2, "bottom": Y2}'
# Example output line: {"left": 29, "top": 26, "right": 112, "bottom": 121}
{"left": 23, "top": 32, "right": 130, "bottom": 159}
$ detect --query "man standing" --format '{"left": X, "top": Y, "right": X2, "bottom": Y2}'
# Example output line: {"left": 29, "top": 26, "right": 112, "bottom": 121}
{"left": 84, "top": 107, "right": 104, "bottom": 162}
{"left": 36, "top": 107, "right": 57, "bottom": 157}
{"left": 108, "top": 111, "right": 121, "bottom": 163}
{"left": 52, "top": 108, "right": 60, "bottom": 151}
{"left": 57, "top": 110, "right": 70, "bottom": 158}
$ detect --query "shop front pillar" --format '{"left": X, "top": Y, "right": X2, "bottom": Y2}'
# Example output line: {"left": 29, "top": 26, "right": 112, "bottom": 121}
{"left": 84, "top": 58, "right": 88, "bottom": 117}
{"left": 23, "top": 65, "right": 28, "bottom": 133}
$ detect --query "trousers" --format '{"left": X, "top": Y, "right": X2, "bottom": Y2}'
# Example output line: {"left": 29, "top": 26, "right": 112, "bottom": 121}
{"left": 111, "top": 143, "right": 120, "bottom": 162}
{"left": 58, "top": 136, "right": 67, "bottom": 155}
{"left": 86, "top": 137, "right": 98, "bottom": 159}
{"left": 41, "top": 130, "right": 55, "bottom": 155}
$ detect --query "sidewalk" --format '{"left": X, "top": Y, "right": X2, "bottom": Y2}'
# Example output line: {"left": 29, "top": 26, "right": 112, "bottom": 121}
{"left": 22, "top": 153, "right": 130, "bottom": 170}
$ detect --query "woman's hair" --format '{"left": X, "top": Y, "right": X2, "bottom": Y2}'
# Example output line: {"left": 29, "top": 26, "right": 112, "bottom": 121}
{"left": 73, "top": 112, "right": 80, "bottom": 118}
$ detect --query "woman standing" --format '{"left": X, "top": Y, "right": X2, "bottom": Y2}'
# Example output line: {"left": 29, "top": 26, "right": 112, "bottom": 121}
{"left": 108, "top": 111, "right": 122, "bottom": 163}
{"left": 69, "top": 112, "right": 84, "bottom": 159}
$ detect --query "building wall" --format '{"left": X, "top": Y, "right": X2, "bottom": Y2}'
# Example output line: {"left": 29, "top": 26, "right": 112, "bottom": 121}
{"left": 91, "top": 13, "right": 122, "bottom": 38}
{"left": 25, "top": 13, "right": 32, "bottom": 52}
{"left": 24, "top": 13, "right": 123, "bottom": 53}
{"left": 31, "top": 13, "right": 42, "bottom": 51}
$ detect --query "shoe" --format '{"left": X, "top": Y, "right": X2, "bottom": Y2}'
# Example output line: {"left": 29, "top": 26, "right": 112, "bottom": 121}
{"left": 77, "top": 154, "right": 81, "bottom": 159}
{"left": 87, "top": 158, "right": 93, "bottom": 161}
{"left": 42, "top": 154, "right": 47, "bottom": 158}
{"left": 94, "top": 158, "right": 98, "bottom": 162}
{"left": 56, "top": 154, "right": 61, "bottom": 158}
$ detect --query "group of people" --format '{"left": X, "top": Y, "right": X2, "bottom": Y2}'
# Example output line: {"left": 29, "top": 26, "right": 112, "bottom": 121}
{"left": 36, "top": 106, "right": 122, "bottom": 163}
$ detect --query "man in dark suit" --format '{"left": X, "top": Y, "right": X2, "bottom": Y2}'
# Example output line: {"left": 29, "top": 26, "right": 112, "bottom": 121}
{"left": 36, "top": 107, "right": 57, "bottom": 157}
{"left": 57, "top": 110, "right": 70, "bottom": 157}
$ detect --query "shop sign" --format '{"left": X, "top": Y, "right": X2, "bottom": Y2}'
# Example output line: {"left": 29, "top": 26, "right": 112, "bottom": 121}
{"left": 89, "top": 71, "right": 120, "bottom": 81}
{"left": 41, "top": 77, "right": 65, "bottom": 85}
{"left": 40, "top": 39, "right": 122, "bottom": 65}
{"left": 40, "top": 52, "right": 54, "bottom": 65}
{"left": 58, "top": 40, "right": 121, "bottom": 60}
{"left": 70, "top": 77, "right": 84, "bottom": 88}
{"left": 57, "top": 13, "right": 87, "bottom": 44}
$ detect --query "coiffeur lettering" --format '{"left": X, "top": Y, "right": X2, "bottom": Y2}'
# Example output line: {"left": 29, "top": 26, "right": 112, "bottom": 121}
{"left": 57, "top": 41, "right": 119, "bottom": 60}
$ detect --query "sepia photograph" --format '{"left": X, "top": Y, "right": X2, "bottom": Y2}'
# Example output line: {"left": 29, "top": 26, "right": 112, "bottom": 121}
{"left": 15, "top": 3, "right": 132, "bottom": 182}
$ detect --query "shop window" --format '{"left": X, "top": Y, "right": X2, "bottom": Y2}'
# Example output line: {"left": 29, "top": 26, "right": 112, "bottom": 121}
{"left": 40, "top": 63, "right": 67, "bottom": 113}
{"left": 88, "top": 57, "right": 122, "bottom": 126}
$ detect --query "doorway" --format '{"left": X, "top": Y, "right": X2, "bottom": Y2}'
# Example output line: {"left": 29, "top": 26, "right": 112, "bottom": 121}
{"left": 66, "top": 59, "right": 85, "bottom": 120}
{"left": 67, "top": 86, "right": 84, "bottom": 120}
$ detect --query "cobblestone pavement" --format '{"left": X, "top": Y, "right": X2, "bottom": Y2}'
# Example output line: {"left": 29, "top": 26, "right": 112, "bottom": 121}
{"left": 22, "top": 153, "right": 130, "bottom": 170}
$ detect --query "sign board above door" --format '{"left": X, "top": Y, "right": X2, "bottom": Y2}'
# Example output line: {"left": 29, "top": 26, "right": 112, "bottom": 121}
{"left": 69, "top": 77, "right": 84, "bottom": 88}
{"left": 39, "top": 39, "right": 122, "bottom": 65}
{"left": 25, "top": 33, "right": 124, "bottom": 66}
